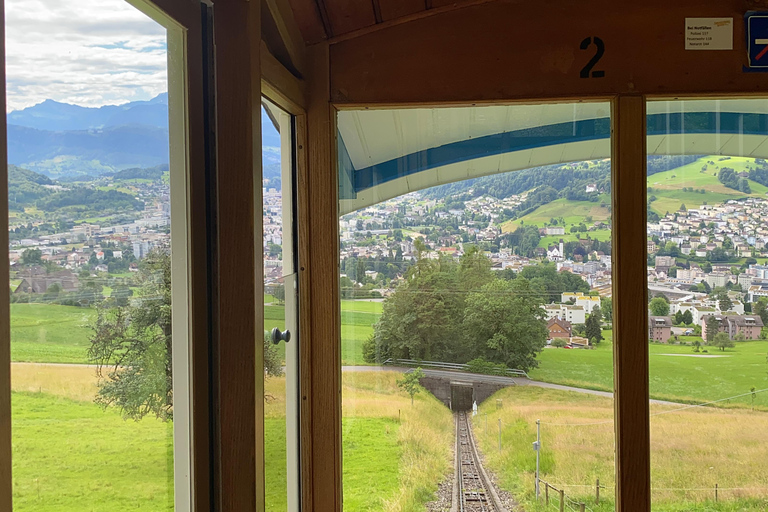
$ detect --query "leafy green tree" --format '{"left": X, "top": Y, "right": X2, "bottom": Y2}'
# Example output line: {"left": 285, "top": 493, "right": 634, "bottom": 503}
{"left": 89, "top": 250, "right": 281, "bottom": 421}
{"left": 650, "top": 297, "right": 670, "bottom": 316}
{"left": 682, "top": 309, "right": 693, "bottom": 325}
{"left": 397, "top": 368, "right": 425, "bottom": 405}
{"left": 674, "top": 310, "right": 684, "bottom": 325}
{"left": 718, "top": 292, "right": 733, "bottom": 312}
{"left": 585, "top": 312, "right": 603, "bottom": 344}
{"left": 274, "top": 284, "right": 286, "bottom": 304}
{"left": 754, "top": 298, "right": 768, "bottom": 326}
{"left": 21, "top": 248, "right": 42, "bottom": 265}
{"left": 713, "top": 332, "right": 734, "bottom": 351}
{"left": 551, "top": 338, "right": 567, "bottom": 348}
{"left": 601, "top": 297, "right": 613, "bottom": 323}
{"left": 111, "top": 284, "right": 133, "bottom": 307}
{"left": 462, "top": 278, "right": 547, "bottom": 371}
{"left": 706, "top": 315, "right": 720, "bottom": 344}
{"left": 367, "top": 256, "right": 463, "bottom": 363}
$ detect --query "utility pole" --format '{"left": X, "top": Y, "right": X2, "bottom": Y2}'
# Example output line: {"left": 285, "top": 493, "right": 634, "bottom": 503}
{"left": 535, "top": 419, "right": 541, "bottom": 499}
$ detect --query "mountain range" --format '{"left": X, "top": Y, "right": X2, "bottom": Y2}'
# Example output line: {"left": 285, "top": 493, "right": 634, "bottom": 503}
{"left": 7, "top": 93, "right": 281, "bottom": 180}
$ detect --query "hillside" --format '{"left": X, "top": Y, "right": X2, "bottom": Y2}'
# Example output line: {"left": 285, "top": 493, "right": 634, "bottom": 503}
{"left": 647, "top": 156, "right": 768, "bottom": 215}
{"left": 8, "top": 165, "right": 54, "bottom": 208}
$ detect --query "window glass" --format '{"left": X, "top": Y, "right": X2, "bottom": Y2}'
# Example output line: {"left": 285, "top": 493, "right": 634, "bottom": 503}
{"left": 7, "top": 2, "right": 179, "bottom": 509}
{"left": 646, "top": 98, "right": 768, "bottom": 510}
{"left": 338, "top": 103, "right": 616, "bottom": 511}
{"left": 262, "top": 99, "right": 299, "bottom": 512}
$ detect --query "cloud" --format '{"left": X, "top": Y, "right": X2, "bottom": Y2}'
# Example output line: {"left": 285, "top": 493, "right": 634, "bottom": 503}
{"left": 6, "top": 0, "right": 168, "bottom": 112}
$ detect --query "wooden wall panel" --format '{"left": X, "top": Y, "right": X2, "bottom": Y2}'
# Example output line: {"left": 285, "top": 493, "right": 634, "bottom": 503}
{"left": 612, "top": 95, "right": 650, "bottom": 512}
{"left": 330, "top": 0, "right": 768, "bottom": 104}
{"left": 212, "top": 0, "right": 263, "bottom": 510}
{"left": 379, "top": 0, "right": 424, "bottom": 21}
{"left": 288, "top": 0, "right": 329, "bottom": 42}
{"left": 324, "top": 0, "right": 377, "bottom": 37}
{"left": 305, "top": 42, "right": 342, "bottom": 512}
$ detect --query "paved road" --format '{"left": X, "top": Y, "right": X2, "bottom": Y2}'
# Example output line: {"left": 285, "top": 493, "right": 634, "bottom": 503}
{"left": 343, "top": 365, "right": 679, "bottom": 406}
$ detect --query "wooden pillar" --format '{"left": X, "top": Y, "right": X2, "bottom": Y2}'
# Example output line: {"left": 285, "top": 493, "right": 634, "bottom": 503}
{"left": 211, "top": 0, "right": 263, "bottom": 510}
{"left": 612, "top": 94, "right": 650, "bottom": 512}
{"left": 305, "top": 42, "right": 342, "bottom": 512}
{"left": 0, "top": 0, "right": 10, "bottom": 509}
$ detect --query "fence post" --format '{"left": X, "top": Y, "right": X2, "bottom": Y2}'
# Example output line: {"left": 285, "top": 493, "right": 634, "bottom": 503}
{"left": 545, "top": 483, "right": 549, "bottom": 505}
{"left": 715, "top": 483, "right": 718, "bottom": 502}
{"left": 559, "top": 489, "right": 564, "bottom": 512}
{"left": 580, "top": 504, "right": 585, "bottom": 512}
{"left": 596, "top": 477, "right": 600, "bottom": 504}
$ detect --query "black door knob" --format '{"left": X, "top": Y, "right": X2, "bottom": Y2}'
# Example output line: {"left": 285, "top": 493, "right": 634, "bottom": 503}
{"left": 271, "top": 327, "right": 291, "bottom": 344}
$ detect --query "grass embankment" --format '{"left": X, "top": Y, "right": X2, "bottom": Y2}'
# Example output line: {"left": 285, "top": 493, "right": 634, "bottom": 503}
{"left": 530, "top": 330, "right": 768, "bottom": 408}
{"left": 342, "top": 371, "right": 453, "bottom": 511}
{"left": 474, "top": 386, "right": 768, "bottom": 511}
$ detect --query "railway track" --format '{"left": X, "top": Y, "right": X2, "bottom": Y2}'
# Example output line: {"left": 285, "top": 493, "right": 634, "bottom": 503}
{"left": 455, "top": 412, "right": 507, "bottom": 512}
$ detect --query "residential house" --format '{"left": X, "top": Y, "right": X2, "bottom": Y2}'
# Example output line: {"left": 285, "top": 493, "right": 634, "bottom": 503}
{"left": 648, "top": 316, "right": 672, "bottom": 342}
{"left": 547, "top": 317, "right": 572, "bottom": 338}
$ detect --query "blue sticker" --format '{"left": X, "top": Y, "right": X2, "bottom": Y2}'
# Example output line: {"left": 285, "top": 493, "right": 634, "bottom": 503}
{"left": 746, "top": 12, "right": 768, "bottom": 69}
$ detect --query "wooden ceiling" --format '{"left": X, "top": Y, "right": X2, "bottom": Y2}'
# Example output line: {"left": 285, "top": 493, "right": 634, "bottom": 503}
{"left": 287, "top": 0, "right": 488, "bottom": 44}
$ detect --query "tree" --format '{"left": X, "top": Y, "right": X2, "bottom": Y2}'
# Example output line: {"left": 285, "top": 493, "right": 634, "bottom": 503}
{"left": 682, "top": 309, "right": 693, "bottom": 325}
{"left": 273, "top": 284, "right": 286, "bottom": 304}
{"left": 754, "top": 298, "right": 768, "bottom": 326}
{"left": 650, "top": 297, "right": 670, "bottom": 316}
{"left": 89, "top": 251, "right": 282, "bottom": 421}
{"left": 674, "top": 310, "right": 684, "bottom": 325}
{"left": 397, "top": 367, "right": 425, "bottom": 405}
{"left": 584, "top": 312, "right": 603, "bottom": 344}
{"left": 551, "top": 338, "right": 567, "bottom": 348}
{"left": 718, "top": 292, "right": 733, "bottom": 312}
{"left": 601, "top": 297, "right": 613, "bottom": 323}
{"left": 713, "top": 332, "right": 734, "bottom": 351}
{"left": 21, "top": 248, "right": 42, "bottom": 265}
{"left": 111, "top": 284, "right": 133, "bottom": 307}
{"left": 366, "top": 256, "right": 463, "bottom": 363}
{"left": 706, "top": 315, "right": 720, "bottom": 344}
{"left": 462, "top": 278, "right": 547, "bottom": 371}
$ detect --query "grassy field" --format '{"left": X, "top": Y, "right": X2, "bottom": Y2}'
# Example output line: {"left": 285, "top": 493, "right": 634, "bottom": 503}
{"left": 647, "top": 156, "right": 768, "bottom": 215}
{"left": 11, "top": 363, "right": 452, "bottom": 512}
{"left": 501, "top": 198, "right": 611, "bottom": 233}
{"left": 12, "top": 391, "right": 174, "bottom": 512}
{"left": 474, "top": 386, "right": 768, "bottom": 511}
{"left": 530, "top": 330, "right": 768, "bottom": 408}
{"left": 10, "top": 304, "right": 94, "bottom": 363}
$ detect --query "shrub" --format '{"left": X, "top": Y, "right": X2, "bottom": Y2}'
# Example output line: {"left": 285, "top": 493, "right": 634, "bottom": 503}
{"left": 466, "top": 357, "right": 508, "bottom": 376}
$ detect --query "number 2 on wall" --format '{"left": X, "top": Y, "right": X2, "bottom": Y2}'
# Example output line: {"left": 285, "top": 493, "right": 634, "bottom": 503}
{"left": 579, "top": 37, "right": 605, "bottom": 78}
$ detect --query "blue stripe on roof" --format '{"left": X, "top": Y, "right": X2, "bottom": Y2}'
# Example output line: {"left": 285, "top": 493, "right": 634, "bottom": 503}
{"left": 345, "top": 112, "right": 768, "bottom": 194}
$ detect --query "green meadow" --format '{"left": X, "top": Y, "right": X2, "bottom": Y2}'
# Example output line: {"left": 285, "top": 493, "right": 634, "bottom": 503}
{"left": 502, "top": 197, "right": 611, "bottom": 233}
{"left": 530, "top": 329, "right": 768, "bottom": 408}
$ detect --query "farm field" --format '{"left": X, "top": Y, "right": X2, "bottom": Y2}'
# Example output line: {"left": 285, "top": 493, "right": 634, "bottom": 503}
{"left": 474, "top": 386, "right": 768, "bottom": 511}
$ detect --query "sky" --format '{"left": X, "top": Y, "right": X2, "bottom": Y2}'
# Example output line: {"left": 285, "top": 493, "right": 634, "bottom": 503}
{"left": 5, "top": 0, "right": 167, "bottom": 112}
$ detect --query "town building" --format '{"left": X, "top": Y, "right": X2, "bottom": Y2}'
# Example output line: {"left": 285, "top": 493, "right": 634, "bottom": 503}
{"left": 648, "top": 316, "right": 672, "bottom": 343}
